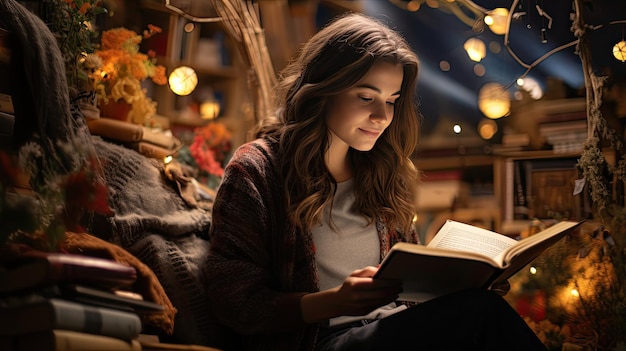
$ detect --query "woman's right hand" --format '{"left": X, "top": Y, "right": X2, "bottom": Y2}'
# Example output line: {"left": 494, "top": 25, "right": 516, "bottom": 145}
{"left": 300, "top": 266, "right": 402, "bottom": 323}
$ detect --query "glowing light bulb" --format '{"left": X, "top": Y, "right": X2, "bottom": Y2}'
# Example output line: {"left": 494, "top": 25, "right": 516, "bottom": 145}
{"left": 478, "top": 82, "right": 510, "bottom": 119}
{"left": 464, "top": 38, "right": 486, "bottom": 62}
{"left": 485, "top": 8, "right": 509, "bottom": 35}
{"left": 613, "top": 40, "right": 626, "bottom": 62}
{"left": 168, "top": 66, "right": 198, "bottom": 96}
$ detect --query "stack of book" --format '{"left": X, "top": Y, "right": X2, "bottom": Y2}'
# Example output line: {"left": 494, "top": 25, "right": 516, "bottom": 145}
{"left": 0, "top": 251, "right": 165, "bottom": 351}
{"left": 535, "top": 98, "right": 587, "bottom": 154}
{"left": 87, "top": 117, "right": 182, "bottom": 159}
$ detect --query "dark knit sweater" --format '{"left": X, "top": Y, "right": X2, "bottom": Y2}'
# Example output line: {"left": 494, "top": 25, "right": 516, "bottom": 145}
{"left": 206, "top": 137, "right": 418, "bottom": 351}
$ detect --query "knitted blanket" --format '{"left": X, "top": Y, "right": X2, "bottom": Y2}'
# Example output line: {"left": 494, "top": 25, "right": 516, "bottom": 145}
{"left": 87, "top": 137, "right": 214, "bottom": 345}
{"left": 0, "top": 0, "right": 95, "bottom": 187}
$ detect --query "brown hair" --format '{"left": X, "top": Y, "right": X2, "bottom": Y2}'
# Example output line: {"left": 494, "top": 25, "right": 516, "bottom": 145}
{"left": 256, "top": 12, "right": 421, "bottom": 234}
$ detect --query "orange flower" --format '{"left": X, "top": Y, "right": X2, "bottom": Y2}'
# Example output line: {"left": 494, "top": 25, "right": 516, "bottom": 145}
{"left": 79, "top": 3, "right": 91, "bottom": 14}
{"left": 92, "top": 25, "right": 167, "bottom": 123}
{"left": 143, "top": 24, "right": 163, "bottom": 39}
{"left": 100, "top": 28, "right": 141, "bottom": 51}
{"left": 152, "top": 66, "right": 167, "bottom": 85}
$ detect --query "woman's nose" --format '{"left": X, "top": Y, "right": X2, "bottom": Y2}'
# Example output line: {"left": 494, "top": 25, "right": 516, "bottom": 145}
{"left": 370, "top": 102, "right": 391, "bottom": 123}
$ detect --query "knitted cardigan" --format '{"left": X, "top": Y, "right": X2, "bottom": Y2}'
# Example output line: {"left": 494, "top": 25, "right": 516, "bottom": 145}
{"left": 205, "top": 137, "right": 418, "bottom": 351}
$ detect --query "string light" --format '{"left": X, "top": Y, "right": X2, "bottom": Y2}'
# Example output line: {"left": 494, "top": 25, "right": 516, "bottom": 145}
{"left": 484, "top": 7, "right": 509, "bottom": 35}
{"left": 464, "top": 37, "right": 486, "bottom": 62}
{"left": 478, "top": 82, "right": 510, "bottom": 119}
{"left": 614, "top": 41, "right": 626, "bottom": 62}
{"left": 168, "top": 66, "right": 198, "bottom": 96}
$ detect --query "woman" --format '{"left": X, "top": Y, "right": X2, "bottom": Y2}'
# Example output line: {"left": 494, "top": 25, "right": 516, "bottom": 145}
{"left": 205, "top": 12, "right": 546, "bottom": 351}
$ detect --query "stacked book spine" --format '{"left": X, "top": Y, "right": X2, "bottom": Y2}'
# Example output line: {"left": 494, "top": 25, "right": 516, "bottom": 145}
{"left": 0, "top": 252, "right": 162, "bottom": 351}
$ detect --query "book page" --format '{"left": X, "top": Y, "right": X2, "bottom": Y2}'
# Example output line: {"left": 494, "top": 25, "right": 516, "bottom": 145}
{"left": 493, "top": 220, "right": 582, "bottom": 282}
{"left": 427, "top": 220, "right": 518, "bottom": 265}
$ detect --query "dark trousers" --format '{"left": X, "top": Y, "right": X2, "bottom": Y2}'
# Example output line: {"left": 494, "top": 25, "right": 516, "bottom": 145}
{"left": 316, "top": 289, "right": 547, "bottom": 351}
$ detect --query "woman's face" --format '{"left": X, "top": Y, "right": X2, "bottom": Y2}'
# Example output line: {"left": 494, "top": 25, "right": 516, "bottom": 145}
{"left": 325, "top": 61, "right": 403, "bottom": 153}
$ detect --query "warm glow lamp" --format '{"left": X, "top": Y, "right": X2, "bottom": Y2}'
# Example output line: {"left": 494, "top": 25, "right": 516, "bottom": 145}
{"left": 200, "top": 100, "right": 221, "bottom": 119}
{"left": 613, "top": 40, "right": 626, "bottom": 62}
{"left": 484, "top": 8, "right": 509, "bottom": 35}
{"left": 478, "top": 82, "right": 510, "bottom": 119}
{"left": 168, "top": 66, "right": 198, "bottom": 96}
{"left": 478, "top": 119, "right": 497, "bottom": 140}
{"left": 463, "top": 38, "right": 486, "bottom": 62}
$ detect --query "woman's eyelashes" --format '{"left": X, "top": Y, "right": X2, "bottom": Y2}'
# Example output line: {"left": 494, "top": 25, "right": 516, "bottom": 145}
{"left": 358, "top": 96, "right": 395, "bottom": 106}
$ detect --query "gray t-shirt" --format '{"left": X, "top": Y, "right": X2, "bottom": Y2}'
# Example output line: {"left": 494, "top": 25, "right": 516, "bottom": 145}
{"left": 312, "top": 179, "right": 405, "bottom": 327}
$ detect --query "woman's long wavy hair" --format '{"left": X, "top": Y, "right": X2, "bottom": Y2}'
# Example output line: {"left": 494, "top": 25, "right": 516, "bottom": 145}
{"left": 256, "top": 12, "right": 421, "bottom": 234}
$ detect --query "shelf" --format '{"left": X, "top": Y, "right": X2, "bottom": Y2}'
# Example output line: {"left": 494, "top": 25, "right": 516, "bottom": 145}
{"left": 493, "top": 149, "right": 581, "bottom": 160}
{"left": 414, "top": 154, "right": 494, "bottom": 170}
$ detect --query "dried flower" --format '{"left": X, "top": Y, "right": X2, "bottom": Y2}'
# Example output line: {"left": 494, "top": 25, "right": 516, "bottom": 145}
{"left": 91, "top": 26, "right": 167, "bottom": 125}
{"left": 0, "top": 140, "right": 113, "bottom": 250}
{"left": 175, "top": 122, "right": 232, "bottom": 188}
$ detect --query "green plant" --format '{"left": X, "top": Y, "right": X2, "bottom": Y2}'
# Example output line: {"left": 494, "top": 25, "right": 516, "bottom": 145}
{"left": 44, "top": 0, "right": 107, "bottom": 92}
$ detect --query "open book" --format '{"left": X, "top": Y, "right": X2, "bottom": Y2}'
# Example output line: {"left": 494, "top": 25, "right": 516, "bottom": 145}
{"left": 374, "top": 219, "right": 583, "bottom": 302}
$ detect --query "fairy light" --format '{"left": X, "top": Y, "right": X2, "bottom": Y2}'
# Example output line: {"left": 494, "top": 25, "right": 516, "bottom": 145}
{"left": 529, "top": 266, "right": 537, "bottom": 274}
{"left": 570, "top": 288, "right": 580, "bottom": 298}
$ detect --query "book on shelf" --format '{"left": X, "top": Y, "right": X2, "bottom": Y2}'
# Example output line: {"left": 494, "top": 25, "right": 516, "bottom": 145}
{"left": 0, "top": 252, "right": 137, "bottom": 294}
{"left": 0, "top": 296, "right": 142, "bottom": 341}
{"left": 0, "top": 329, "right": 141, "bottom": 351}
{"left": 40, "top": 284, "right": 165, "bottom": 314}
{"left": 374, "top": 219, "right": 584, "bottom": 302}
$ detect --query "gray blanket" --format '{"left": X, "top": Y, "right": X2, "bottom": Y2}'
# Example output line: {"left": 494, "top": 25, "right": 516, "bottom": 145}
{"left": 87, "top": 137, "right": 214, "bottom": 345}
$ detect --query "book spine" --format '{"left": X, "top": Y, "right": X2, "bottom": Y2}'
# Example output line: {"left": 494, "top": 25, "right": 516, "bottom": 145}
{"left": 0, "top": 298, "right": 142, "bottom": 341}
{"left": 87, "top": 118, "right": 143, "bottom": 143}
{"left": 49, "top": 298, "right": 141, "bottom": 341}
{"left": 0, "top": 254, "right": 137, "bottom": 294}
{"left": 16, "top": 329, "right": 141, "bottom": 351}
{"left": 132, "top": 142, "right": 172, "bottom": 159}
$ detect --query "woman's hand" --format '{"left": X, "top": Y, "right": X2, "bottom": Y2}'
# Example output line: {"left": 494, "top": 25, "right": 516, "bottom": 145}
{"left": 300, "top": 266, "right": 402, "bottom": 324}
{"left": 333, "top": 266, "right": 403, "bottom": 316}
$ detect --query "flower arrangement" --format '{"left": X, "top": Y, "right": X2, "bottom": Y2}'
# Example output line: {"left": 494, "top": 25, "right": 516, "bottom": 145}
{"left": 175, "top": 122, "right": 232, "bottom": 189}
{"left": 88, "top": 25, "right": 167, "bottom": 125}
{"left": 0, "top": 141, "right": 112, "bottom": 251}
